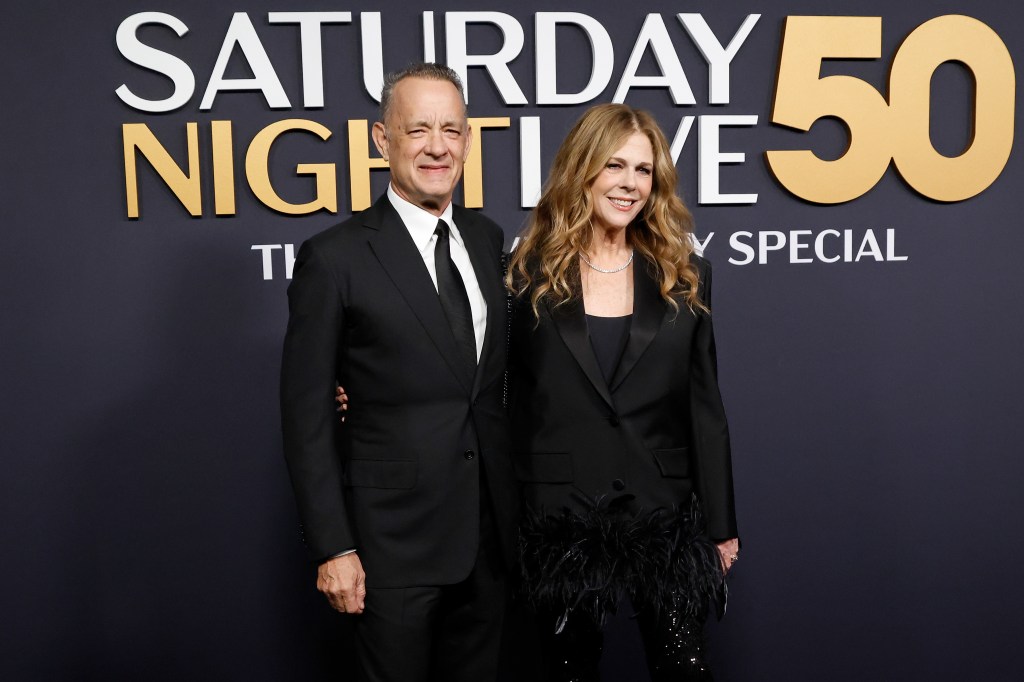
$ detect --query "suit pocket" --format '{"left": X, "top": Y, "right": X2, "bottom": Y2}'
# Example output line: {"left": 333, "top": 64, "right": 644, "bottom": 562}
{"left": 513, "top": 452, "right": 574, "bottom": 483}
{"left": 652, "top": 447, "right": 690, "bottom": 478}
{"left": 345, "top": 459, "right": 417, "bottom": 489}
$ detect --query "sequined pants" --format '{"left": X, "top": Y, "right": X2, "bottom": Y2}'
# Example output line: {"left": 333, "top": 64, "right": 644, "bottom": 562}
{"left": 540, "top": 597, "right": 713, "bottom": 682}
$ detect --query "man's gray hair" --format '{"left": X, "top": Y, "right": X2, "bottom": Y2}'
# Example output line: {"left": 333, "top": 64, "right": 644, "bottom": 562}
{"left": 378, "top": 63, "right": 467, "bottom": 124}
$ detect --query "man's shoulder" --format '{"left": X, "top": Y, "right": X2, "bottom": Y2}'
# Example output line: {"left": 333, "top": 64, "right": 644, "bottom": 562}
{"left": 303, "top": 203, "right": 386, "bottom": 253}
{"left": 306, "top": 215, "right": 360, "bottom": 246}
{"left": 453, "top": 205, "right": 504, "bottom": 245}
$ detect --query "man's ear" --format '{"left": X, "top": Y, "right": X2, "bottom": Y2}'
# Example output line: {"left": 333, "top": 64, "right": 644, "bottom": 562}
{"left": 371, "top": 121, "right": 389, "bottom": 161}
{"left": 462, "top": 123, "right": 473, "bottom": 162}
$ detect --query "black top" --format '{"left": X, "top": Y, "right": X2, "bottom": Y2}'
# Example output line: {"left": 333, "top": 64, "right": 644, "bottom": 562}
{"left": 586, "top": 314, "right": 632, "bottom": 383}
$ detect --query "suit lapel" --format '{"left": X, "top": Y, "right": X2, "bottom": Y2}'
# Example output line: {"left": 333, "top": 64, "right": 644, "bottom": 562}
{"left": 546, "top": 294, "right": 615, "bottom": 410}
{"left": 365, "top": 196, "right": 473, "bottom": 392}
{"left": 610, "top": 258, "right": 668, "bottom": 392}
{"left": 456, "top": 207, "right": 504, "bottom": 400}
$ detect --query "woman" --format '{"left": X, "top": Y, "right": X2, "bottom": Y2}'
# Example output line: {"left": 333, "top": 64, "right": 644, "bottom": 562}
{"left": 506, "top": 103, "right": 740, "bottom": 681}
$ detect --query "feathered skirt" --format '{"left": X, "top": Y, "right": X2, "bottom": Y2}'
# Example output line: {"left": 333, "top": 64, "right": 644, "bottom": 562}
{"left": 518, "top": 494, "right": 726, "bottom": 631}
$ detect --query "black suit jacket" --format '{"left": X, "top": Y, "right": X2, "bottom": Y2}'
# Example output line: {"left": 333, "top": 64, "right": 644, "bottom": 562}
{"left": 509, "top": 255, "right": 738, "bottom": 541}
{"left": 280, "top": 194, "right": 517, "bottom": 588}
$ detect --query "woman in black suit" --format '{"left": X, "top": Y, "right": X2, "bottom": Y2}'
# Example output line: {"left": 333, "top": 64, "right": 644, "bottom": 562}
{"left": 506, "top": 103, "right": 740, "bottom": 682}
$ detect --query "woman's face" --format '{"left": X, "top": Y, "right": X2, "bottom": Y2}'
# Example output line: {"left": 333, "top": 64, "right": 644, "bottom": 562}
{"left": 588, "top": 132, "right": 654, "bottom": 234}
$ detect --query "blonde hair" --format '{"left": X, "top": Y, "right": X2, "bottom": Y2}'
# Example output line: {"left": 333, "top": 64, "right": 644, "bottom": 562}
{"left": 508, "top": 104, "right": 704, "bottom": 318}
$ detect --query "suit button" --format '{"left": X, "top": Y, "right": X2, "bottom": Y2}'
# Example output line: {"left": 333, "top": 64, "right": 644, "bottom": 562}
{"left": 608, "top": 415, "right": 620, "bottom": 427}
{"left": 464, "top": 450, "right": 476, "bottom": 460}
{"left": 612, "top": 479, "right": 625, "bottom": 491}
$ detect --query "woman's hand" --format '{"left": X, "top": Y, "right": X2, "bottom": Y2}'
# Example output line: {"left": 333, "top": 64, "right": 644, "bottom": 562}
{"left": 716, "top": 538, "right": 740, "bottom": 574}
{"left": 335, "top": 385, "right": 348, "bottom": 422}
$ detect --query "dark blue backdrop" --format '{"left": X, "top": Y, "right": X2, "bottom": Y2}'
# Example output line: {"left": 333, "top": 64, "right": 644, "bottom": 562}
{"left": 2, "top": 1, "right": 1022, "bottom": 680}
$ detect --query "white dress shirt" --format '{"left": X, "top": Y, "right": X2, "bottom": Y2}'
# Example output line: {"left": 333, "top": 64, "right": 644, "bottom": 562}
{"left": 387, "top": 185, "right": 487, "bottom": 361}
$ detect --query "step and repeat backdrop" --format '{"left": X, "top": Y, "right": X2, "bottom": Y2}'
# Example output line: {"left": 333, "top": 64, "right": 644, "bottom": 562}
{"left": 2, "top": 0, "right": 1021, "bottom": 679}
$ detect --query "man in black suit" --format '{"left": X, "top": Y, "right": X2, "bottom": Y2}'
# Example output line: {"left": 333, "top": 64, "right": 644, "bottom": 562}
{"left": 280, "top": 63, "right": 516, "bottom": 682}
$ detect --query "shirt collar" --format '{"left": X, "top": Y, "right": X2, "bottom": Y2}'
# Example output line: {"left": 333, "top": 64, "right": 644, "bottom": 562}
{"left": 387, "top": 185, "right": 461, "bottom": 251}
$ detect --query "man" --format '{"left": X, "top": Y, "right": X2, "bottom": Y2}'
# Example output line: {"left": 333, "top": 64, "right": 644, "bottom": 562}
{"left": 280, "top": 63, "right": 517, "bottom": 682}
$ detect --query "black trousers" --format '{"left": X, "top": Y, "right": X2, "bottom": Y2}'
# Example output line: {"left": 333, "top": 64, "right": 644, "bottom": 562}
{"left": 540, "top": 598, "right": 712, "bottom": 682}
{"left": 354, "top": 497, "right": 506, "bottom": 682}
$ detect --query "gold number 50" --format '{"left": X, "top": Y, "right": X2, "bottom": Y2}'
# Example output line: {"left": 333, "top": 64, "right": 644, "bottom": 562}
{"left": 766, "top": 15, "right": 1015, "bottom": 203}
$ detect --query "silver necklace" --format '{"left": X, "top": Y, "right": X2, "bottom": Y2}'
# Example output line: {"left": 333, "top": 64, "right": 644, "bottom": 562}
{"left": 580, "top": 250, "right": 634, "bottom": 273}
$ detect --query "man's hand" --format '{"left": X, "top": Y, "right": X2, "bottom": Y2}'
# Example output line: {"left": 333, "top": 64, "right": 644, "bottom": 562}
{"left": 317, "top": 553, "right": 366, "bottom": 614}
{"left": 716, "top": 538, "right": 740, "bottom": 575}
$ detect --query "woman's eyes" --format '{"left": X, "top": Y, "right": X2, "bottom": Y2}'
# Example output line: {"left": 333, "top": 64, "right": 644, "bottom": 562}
{"left": 606, "top": 162, "right": 652, "bottom": 175}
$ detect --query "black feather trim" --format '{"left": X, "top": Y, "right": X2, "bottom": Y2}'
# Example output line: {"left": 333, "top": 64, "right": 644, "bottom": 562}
{"left": 518, "top": 495, "right": 725, "bottom": 630}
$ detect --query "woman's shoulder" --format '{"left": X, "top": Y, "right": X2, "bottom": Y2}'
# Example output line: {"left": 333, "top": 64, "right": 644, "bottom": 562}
{"left": 508, "top": 250, "right": 542, "bottom": 287}
{"left": 688, "top": 250, "right": 711, "bottom": 275}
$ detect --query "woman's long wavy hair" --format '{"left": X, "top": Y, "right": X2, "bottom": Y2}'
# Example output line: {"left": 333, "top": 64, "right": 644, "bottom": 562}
{"left": 508, "top": 104, "right": 704, "bottom": 318}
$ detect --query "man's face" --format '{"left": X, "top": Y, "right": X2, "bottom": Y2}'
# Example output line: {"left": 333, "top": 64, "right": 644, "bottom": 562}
{"left": 372, "top": 77, "right": 472, "bottom": 216}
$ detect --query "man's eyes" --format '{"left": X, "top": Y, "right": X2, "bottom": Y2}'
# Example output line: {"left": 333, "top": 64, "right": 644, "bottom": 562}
{"left": 405, "top": 128, "right": 461, "bottom": 137}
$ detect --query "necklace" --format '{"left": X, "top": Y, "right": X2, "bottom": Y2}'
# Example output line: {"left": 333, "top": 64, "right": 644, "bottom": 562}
{"left": 580, "top": 250, "right": 633, "bottom": 273}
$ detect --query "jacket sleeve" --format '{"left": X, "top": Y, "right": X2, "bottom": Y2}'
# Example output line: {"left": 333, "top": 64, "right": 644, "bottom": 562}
{"left": 280, "top": 239, "right": 354, "bottom": 562}
{"left": 689, "top": 260, "right": 739, "bottom": 541}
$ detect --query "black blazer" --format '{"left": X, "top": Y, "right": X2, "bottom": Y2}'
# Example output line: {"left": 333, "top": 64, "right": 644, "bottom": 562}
{"left": 509, "top": 255, "right": 738, "bottom": 541}
{"left": 280, "top": 194, "right": 517, "bottom": 588}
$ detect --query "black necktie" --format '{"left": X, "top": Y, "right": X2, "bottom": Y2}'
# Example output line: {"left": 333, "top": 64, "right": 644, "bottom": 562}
{"left": 434, "top": 220, "right": 477, "bottom": 380}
